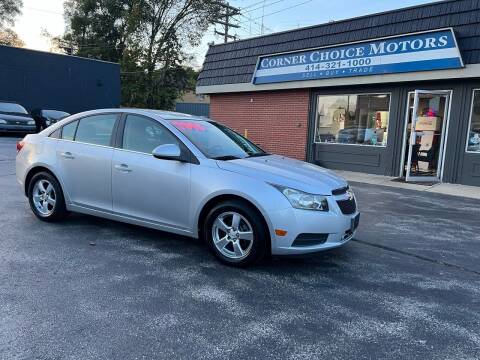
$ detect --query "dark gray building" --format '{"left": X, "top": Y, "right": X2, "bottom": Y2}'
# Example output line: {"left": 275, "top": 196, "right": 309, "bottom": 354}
{"left": 0, "top": 45, "right": 120, "bottom": 114}
{"left": 198, "top": 0, "right": 480, "bottom": 187}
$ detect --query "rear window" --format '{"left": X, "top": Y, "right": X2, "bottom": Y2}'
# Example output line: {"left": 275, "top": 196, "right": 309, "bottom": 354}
{"left": 61, "top": 121, "right": 78, "bottom": 141}
{"left": 75, "top": 114, "right": 117, "bottom": 146}
{"left": 0, "top": 102, "right": 28, "bottom": 114}
{"left": 49, "top": 128, "right": 61, "bottom": 139}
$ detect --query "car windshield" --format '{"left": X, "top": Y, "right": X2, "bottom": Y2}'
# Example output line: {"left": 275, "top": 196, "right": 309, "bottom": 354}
{"left": 0, "top": 102, "right": 28, "bottom": 114}
{"left": 169, "top": 119, "right": 267, "bottom": 159}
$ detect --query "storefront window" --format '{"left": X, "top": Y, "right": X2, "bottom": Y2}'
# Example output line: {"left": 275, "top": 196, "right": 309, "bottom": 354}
{"left": 314, "top": 93, "right": 390, "bottom": 146}
{"left": 467, "top": 90, "right": 480, "bottom": 153}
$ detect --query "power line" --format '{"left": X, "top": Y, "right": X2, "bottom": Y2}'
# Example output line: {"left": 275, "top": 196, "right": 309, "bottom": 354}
{"left": 253, "top": 0, "right": 314, "bottom": 20}
{"left": 240, "top": 0, "right": 274, "bottom": 11}
{"left": 240, "top": 0, "right": 266, "bottom": 10}
{"left": 242, "top": 0, "right": 286, "bottom": 14}
{"left": 237, "top": 12, "right": 273, "bottom": 35}
{"left": 239, "top": 0, "right": 285, "bottom": 34}
{"left": 24, "top": 6, "right": 64, "bottom": 16}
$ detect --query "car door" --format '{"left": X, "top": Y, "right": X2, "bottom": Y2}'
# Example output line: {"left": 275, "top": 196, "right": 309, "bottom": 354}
{"left": 112, "top": 114, "right": 191, "bottom": 230}
{"left": 56, "top": 113, "right": 119, "bottom": 210}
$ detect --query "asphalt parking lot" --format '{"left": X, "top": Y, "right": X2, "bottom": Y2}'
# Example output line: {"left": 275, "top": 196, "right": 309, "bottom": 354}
{"left": 1, "top": 135, "right": 479, "bottom": 360}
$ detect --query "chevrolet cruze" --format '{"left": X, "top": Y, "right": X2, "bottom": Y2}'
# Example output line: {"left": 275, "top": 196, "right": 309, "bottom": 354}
{"left": 16, "top": 109, "right": 359, "bottom": 266}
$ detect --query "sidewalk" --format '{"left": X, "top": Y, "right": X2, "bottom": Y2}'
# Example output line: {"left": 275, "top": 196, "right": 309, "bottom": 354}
{"left": 336, "top": 170, "right": 480, "bottom": 200}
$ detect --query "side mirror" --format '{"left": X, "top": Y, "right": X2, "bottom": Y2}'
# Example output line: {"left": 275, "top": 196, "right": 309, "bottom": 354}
{"left": 152, "top": 143, "right": 183, "bottom": 161}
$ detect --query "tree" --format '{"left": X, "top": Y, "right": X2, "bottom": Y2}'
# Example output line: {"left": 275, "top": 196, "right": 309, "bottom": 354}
{"left": 0, "top": 28, "right": 24, "bottom": 47}
{"left": 63, "top": 0, "right": 225, "bottom": 109}
{"left": 40, "top": 28, "right": 65, "bottom": 53}
{"left": 0, "top": 0, "right": 22, "bottom": 28}
{"left": 63, "top": 0, "right": 141, "bottom": 62}
{"left": 135, "top": 0, "right": 223, "bottom": 107}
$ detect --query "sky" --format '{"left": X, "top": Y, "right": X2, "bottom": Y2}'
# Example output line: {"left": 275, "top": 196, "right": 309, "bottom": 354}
{"left": 14, "top": 0, "right": 440, "bottom": 67}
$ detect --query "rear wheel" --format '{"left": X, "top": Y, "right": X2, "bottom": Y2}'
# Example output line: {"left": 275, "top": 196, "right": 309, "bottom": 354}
{"left": 28, "top": 172, "right": 68, "bottom": 222}
{"left": 203, "top": 200, "right": 268, "bottom": 267}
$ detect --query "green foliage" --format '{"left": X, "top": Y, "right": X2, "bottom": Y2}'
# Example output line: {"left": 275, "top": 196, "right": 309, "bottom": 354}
{"left": 0, "top": 0, "right": 22, "bottom": 29}
{"left": 63, "top": 0, "right": 224, "bottom": 109}
{"left": 0, "top": 28, "right": 24, "bottom": 47}
{"left": 122, "top": 64, "right": 201, "bottom": 110}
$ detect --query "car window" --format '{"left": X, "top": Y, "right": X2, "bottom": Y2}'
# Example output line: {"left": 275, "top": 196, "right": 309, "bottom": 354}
{"left": 75, "top": 114, "right": 117, "bottom": 146}
{"left": 42, "top": 110, "right": 70, "bottom": 120}
{"left": 49, "top": 128, "right": 61, "bottom": 139}
{"left": 122, "top": 115, "right": 179, "bottom": 154}
{"left": 0, "top": 102, "right": 28, "bottom": 114}
{"left": 61, "top": 121, "right": 78, "bottom": 141}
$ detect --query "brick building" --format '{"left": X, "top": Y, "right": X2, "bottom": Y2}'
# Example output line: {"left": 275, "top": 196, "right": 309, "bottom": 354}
{"left": 197, "top": 0, "right": 480, "bottom": 186}
{"left": 210, "top": 90, "right": 309, "bottom": 160}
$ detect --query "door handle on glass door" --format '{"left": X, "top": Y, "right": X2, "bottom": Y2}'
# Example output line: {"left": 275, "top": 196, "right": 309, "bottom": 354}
{"left": 61, "top": 151, "right": 74, "bottom": 159}
{"left": 114, "top": 164, "right": 132, "bottom": 172}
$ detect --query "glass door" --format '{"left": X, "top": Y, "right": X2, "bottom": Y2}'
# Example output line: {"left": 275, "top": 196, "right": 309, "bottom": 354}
{"left": 405, "top": 90, "right": 451, "bottom": 182}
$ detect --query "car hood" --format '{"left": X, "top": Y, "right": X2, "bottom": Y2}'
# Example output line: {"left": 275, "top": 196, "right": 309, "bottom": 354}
{"left": 216, "top": 155, "right": 347, "bottom": 195}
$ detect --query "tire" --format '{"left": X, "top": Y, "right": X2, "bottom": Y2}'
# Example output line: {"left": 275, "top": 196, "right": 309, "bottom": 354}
{"left": 203, "top": 200, "right": 269, "bottom": 267}
{"left": 28, "top": 171, "right": 68, "bottom": 222}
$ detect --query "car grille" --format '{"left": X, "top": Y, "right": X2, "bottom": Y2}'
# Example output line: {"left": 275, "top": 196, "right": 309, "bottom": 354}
{"left": 6, "top": 119, "right": 28, "bottom": 125}
{"left": 337, "top": 198, "right": 356, "bottom": 215}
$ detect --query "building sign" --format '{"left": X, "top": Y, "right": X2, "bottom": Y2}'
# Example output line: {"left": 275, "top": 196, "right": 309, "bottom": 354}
{"left": 252, "top": 29, "right": 463, "bottom": 85}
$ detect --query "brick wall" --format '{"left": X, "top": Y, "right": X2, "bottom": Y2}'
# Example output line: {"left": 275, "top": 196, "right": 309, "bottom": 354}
{"left": 209, "top": 90, "right": 310, "bottom": 160}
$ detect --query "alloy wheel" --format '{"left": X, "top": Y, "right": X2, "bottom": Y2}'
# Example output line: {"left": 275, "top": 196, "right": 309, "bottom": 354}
{"left": 32, "top": 179, "right": 56, "bottom": 216}
{"left": 212, "top": 211, "right": 254, "bottom": 259}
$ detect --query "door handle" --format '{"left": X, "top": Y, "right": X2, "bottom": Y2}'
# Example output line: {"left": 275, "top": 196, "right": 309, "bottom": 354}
{"left": 114, "top": 164, "right": 132, "bottom": 172}
{"left": 61, "top": 151, "right": 74, "bottom": 159}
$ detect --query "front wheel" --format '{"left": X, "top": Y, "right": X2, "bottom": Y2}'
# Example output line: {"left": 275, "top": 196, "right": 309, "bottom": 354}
{"left": 28, "top": 172, "right": 68, "bottom": 222}
{"left": 203, "top": 200, "right": 268, "bottom": 267}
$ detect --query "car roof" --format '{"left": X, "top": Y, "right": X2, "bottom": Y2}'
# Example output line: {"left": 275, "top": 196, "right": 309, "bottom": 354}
{"left": 77, "top": 108, "right": 212, "bottom": 122}
{"left": 120, "top": 108, "right": 204, "bottom": 120}
{"left": 0, "top": 100, "right": 21, "bottom": 105}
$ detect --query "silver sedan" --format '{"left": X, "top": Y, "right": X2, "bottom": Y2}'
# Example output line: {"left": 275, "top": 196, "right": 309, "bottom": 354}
{"left": 16, "top": 109, "right": 359, "bottom": 266}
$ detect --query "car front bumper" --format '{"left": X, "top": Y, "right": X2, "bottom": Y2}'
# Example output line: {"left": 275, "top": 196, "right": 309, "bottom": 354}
{"left": 268, "top": 198, "right": 359, "bottom": 255}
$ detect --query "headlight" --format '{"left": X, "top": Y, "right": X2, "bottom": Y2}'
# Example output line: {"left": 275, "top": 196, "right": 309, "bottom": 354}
{"left": 272, "top": 184, "right": 329, "bottom": 211}
{"left": 0, "top": 119, "right": 6, "bottom": 124}
{"left": 27, "top": 120, "right": 36, "bottom": 125}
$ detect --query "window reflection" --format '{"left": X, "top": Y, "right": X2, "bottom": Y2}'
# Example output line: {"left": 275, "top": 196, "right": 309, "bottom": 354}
{"left": 314, "top": 93, "right": 390, "bottom": 146}
{"left": 467, "top": 90, "right": 480, "bottom": 153}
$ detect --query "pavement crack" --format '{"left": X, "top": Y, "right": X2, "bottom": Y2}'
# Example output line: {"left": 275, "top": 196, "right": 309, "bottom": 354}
{"left": 353, "top": 238, "right": 480, "bottom": 276}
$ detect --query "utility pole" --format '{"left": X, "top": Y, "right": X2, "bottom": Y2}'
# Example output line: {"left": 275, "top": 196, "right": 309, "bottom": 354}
{"left": 213, "top": 2, "right": 241, "bottom": 43}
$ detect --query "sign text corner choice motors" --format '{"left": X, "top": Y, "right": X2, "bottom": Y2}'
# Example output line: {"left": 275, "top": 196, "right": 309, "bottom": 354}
{"left": 252, "top": 29, "right": 463, "bottom": 85}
